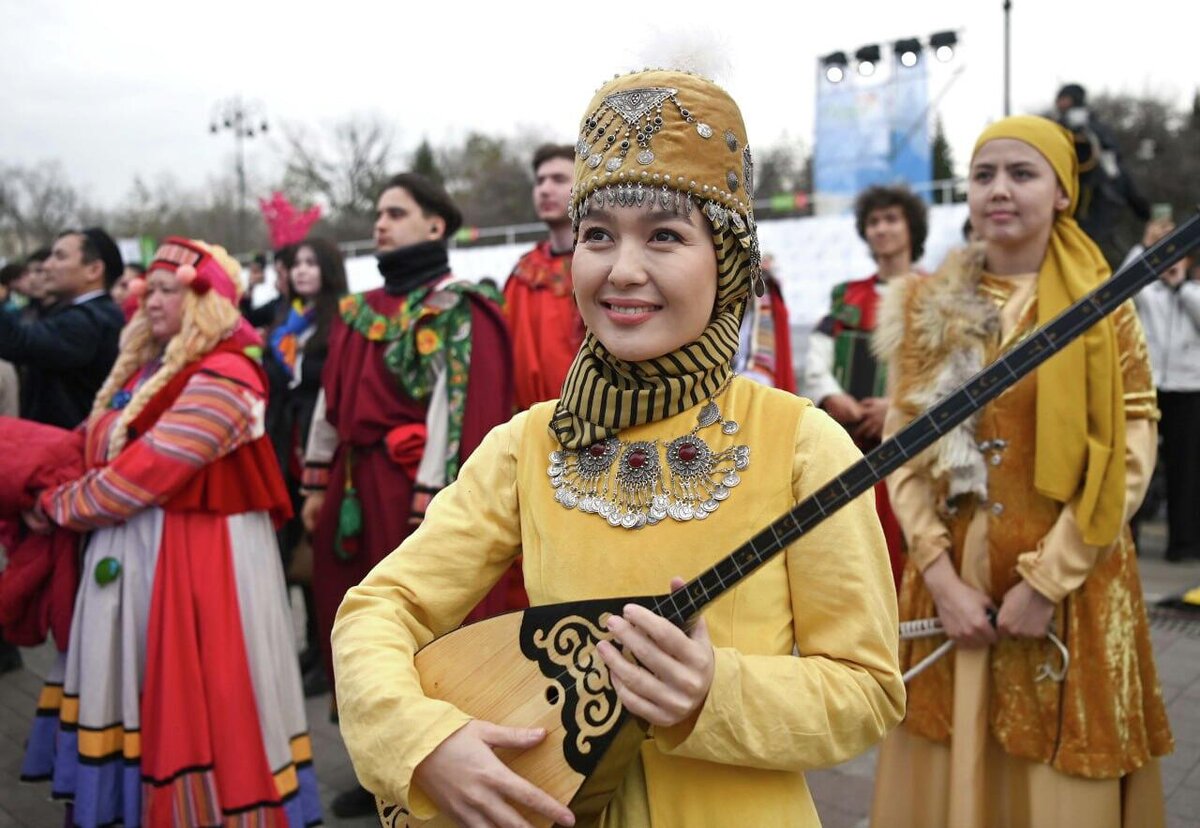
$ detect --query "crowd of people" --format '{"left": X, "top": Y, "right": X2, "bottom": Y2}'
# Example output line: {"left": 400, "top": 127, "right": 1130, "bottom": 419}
{"left": 0, "top": 67, "right": 1193, "bottom": 828}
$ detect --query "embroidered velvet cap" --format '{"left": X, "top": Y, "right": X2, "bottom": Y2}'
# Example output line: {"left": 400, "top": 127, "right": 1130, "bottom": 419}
{"left": 552, "top": 69, "right": 762, "bottom": 451}
{"left": 569, "top": 69, "right": 760, "bottom": 289}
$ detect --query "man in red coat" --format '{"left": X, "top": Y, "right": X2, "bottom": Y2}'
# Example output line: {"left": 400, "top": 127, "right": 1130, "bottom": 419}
{"left": 503, "top": 144, "right": 584, "bottom": 409}
{"left": 300, "top": 173, "right": 518, "bottom": 817}
{"left": 803, "top": 185, "right": 928, "bottom": 589}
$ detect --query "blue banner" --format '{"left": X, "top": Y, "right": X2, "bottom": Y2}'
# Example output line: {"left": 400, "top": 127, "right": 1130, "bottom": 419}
{"left": 813, "top": 55, "right": 931, "bottom": 206}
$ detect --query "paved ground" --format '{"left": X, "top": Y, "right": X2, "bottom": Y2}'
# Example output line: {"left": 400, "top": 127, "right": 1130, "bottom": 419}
{"left": 2, "top": 519, "right": 1198, "bottom": 827}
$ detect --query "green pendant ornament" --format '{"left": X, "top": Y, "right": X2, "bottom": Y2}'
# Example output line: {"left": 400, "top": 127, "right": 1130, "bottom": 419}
{"left": 335, "top": 487, "right": 363, "bottom": 561}
{"left": 334, "top": 448, "right": 363, "bottom": 561}
{"left": 94, "top": 556, "right": 122, "bottom": 586}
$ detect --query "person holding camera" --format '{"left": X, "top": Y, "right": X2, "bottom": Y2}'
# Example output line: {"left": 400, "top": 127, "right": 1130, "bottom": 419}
{"left": 1053, "top": 84, "right": 1150, "bottom": 260}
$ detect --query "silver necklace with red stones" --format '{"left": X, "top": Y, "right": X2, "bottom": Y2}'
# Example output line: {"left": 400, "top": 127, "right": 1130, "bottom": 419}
{"left": 547, "top": 378, "right": 750, "bottom": 529}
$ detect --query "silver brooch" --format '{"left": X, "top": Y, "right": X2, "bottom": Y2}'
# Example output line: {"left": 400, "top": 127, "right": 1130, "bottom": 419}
{"left": 587, "top": 154, "right": 603, "bottom": 169}
{"left": 637, "top": 149, "right": 655, "bottom": 165}
{"left": 603, "top": 87, "right": 678, "bottom": 125}
{"left": 724, "top": 130, "right": 739, "bottom": 152}
{"left": 697, "top": 123, "right": 714, "bottom": 138}
{"left": 727, "top": 171, "right": 739, "bottom": 193}
{"left": 605, "top": 157, "right": 623, "bottom": 172}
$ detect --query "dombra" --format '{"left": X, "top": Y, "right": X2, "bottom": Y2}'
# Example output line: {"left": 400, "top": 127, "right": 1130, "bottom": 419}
{"left": 378, "top": 216, "right": 1200, "bottom": 828}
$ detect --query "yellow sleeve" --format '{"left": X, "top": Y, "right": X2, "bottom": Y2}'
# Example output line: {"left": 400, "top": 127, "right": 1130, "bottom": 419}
{"left": 330, "top": 415, "right": 525, "bottom": 815}
{"left": 1113, "top": 299, "right": 1159, "bottom": 422}
{"left": 1016, "top": 417, "right": 1156, "bottom": 602}
{"left": 881, "top": 401, "right": 953, "bottom": 572}
{"left": 655, "top": 407, "right": 905, "bottom": 770}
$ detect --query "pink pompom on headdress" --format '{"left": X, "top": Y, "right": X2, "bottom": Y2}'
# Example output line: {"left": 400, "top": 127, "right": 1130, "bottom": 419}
{"left": 174, "top": 264, "right": 213, "bottom": 295}
{"left": 258, "top": 191, "right": 322, "bottom": 250}
{"left": 145, "top": 238, "right": 238, "bottom": 305}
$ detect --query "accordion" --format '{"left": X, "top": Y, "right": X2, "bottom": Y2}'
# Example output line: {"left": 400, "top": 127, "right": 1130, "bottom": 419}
{"left": 832, "top": 329, "right": 887, "bottom": 400}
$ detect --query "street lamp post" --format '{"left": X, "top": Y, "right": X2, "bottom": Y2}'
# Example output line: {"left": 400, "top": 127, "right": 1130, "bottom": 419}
{"left": 209, "top": 97, "right": 269, "bottom": 252}
{"left": 1003, "top": 0, "right": 1012, "bottom": 116}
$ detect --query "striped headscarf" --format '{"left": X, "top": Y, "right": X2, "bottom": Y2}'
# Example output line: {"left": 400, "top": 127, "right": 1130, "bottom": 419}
{"left": 550, "top": 70, "right": 762, "bottom": 449}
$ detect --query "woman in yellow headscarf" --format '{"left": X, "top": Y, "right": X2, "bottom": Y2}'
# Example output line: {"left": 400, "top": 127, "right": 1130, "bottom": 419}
{"left": 870, "top": 115, "right": 1173, "bottom": 827}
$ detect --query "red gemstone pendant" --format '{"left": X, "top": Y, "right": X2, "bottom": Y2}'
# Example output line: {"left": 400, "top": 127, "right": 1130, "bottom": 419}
{"left": 677, "top": 442, "right": 698, "bottom": 462}
{"left": 628, "top": 449, "right": 648, "bottom": 468}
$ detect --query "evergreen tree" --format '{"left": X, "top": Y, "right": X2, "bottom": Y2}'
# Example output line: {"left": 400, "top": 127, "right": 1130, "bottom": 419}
{"left": 411, "top": 139, "right": 444, "bottom": 187}
{"left": 930, "top": 118, "right": 955, "bottom": 204}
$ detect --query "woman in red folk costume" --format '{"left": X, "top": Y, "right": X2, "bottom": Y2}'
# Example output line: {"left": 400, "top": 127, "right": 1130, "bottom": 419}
{"left": 20, "top": 238, "right": 323, "bottom": 828}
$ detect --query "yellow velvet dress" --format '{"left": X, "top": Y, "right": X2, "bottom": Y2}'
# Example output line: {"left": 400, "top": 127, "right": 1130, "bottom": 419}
{"left": 871, "top": 270, "right": 1173, "bottom": 828}
{"left": 332, "top": 377, "right": 904, "bottom": 827}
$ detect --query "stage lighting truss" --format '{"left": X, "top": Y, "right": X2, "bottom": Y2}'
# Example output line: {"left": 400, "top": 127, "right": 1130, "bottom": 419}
{"left": 930, "top": 30, "right": 958, "bottom": 62}
{"left": 855, "top": 45, "right": 881, "bottom": 77}
{"left": 823, "top": 51, "right": 849, "bottom": 83}
{"left": 821, "top": 31, "right": 957, "bottom": 86}
{"left": 894, "top": 38, "right": 922, "bottom": 68}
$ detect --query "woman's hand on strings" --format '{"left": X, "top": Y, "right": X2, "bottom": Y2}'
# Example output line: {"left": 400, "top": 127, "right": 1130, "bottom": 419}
{"left": 996, "top": 579, "right": 1056, "bottom": 639}
{"left": 597, "top": 577, "right": 716, "bottom": 728}
{"left": 412, "top": 720, "right": 574, "bottom": 828}
{"left": 921, "top": 554, "right": 997, "bottom": 648}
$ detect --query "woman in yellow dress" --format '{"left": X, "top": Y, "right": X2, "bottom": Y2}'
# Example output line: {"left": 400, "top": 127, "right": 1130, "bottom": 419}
{"left": 330, "top": 69, "right": 905, "bottom": 827}
{"left": 870, "top": 115, "right": 1173, "bottom": 828}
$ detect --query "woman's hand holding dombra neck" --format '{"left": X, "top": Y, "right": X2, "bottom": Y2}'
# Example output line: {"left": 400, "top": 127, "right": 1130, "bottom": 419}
{"left": 412, "top": 720, "right": 575, "bottom": 828}
{"left": 921, "top": 555, "right": 998, "bottom": 648}
{"left": 996, "top": 580, "right": 1055, "bottom": 639}
{"left": 597, "top": 578, "right": 716, "bottom": 729}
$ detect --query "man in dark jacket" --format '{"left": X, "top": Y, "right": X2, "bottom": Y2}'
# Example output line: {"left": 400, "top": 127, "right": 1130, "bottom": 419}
{"left": 0, "top": 228, "right": 126, "bottom": 428}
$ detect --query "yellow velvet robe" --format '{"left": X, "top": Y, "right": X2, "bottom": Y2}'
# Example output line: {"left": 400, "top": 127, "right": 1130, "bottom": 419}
{"left": 332, "top": 378, "right": 904, "bottom": 827}
{"left": 872, "top": 264, "right": 1173, "bottom": 828}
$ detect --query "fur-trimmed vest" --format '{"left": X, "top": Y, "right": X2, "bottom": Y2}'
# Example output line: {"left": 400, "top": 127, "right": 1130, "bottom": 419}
{"left": 873, "top": 247, "right": 997, "bottom": 501}
{"left": 874, "top": 247, "right": 1172, "bottom": 779}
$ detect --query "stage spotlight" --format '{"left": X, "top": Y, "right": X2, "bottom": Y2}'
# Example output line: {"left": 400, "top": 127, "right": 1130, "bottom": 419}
{"left": 930, "top": 31, "right": 957, "bottom": 62}
{"left": 894, "top": 38, "right": 922, "bottom": 68}
{"left": 855, "top": 45, "right": 881, "bottom": 77}
{"left": 823, "top": 51, "right": 848, "bottom": 83}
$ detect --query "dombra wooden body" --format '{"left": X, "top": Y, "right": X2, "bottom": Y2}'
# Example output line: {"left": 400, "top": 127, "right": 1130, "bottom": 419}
{"left": 370, "top": 217, "right": 1200, "bottom": 828}
{"left": 377, "top": 597, "right": 660, "bottom": 828}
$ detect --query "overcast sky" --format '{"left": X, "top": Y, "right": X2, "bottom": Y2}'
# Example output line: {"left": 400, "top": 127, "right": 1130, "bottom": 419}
{"left": 2, "top": 0, "right": 1195, "bottom": 210}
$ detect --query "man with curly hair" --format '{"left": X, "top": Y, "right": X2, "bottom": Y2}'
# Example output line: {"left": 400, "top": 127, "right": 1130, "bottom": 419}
{"left": 803, "top": 185, "right": 928, "bottom": 587}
